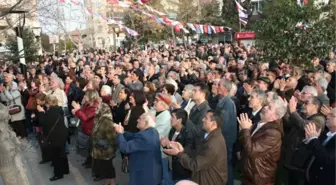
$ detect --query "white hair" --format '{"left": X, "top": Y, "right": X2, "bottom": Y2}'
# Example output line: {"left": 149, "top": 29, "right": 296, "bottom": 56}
{"left": 230, "top": 83, "right": 237, "bottom": 96}
{"left": 143, "top": 112, "right": 156, "bottom": 127}
{"left": 302, "top": 86, "right": 318, "bottom": 96}
{"left": 273, "top": 99, "right": 287, "bottom": 119}
{"left": 316, "top": 78, "right": 328, "bottom": 92}
{"left": 176, "top": 180, "right": 199, "bottom": 185}
{"left": 101, "top": 85, "right": 112, "bottom": 95}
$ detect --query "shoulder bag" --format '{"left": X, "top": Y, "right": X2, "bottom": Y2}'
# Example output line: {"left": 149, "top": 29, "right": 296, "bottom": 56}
{"left": 8, "top": 91, "right": 22, "bottom": 115}
{"left": 41, "top": 116, "right": 60, "bottom": 148}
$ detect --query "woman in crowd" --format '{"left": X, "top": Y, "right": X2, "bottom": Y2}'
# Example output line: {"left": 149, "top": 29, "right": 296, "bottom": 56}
{"left": 123, "top": 91, "right": 146, "bottom": 133}
{"left": 178, "top": 84, "right": 195, "bottom": 115}
{"left": 91, "top": 99, "right": 117, "bottom": 185}
{"left": 208, "top": 79, "right": 220, "bottom": 109}
{"left": 144, "top": 81, "right": 156, "bottom": 108}
{"left": 100, "top": 85, "right": 112, "bottom": 105}
{"left": 37, "top": 95, "right": 69, "bottom": 181}
{"left": 0, "top": 72, "right": 25, "bottom": 138}
{"left": 114, "top": 112, "right": 162, "bottom": 185}
{"left": 26, "top": 79, "right": 41, "bottom": 133}
{"left": 72, "top": 90, "right": 100, "bottom": 168}
{"left": 112, "top": 88, "right": 131, "bottom": 125}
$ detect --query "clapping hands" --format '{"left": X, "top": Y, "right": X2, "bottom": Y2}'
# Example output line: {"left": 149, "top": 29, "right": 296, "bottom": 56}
{"left": 237, "top": 113, "right": 252, "bottom": 130}
{"left": 163, "top": 141, "right": 184, "bottom": 156}
{"left": 113, "top": 122, "right": 124, "bottom": 134}
{"left": 305, "top": 122, "right": 321, "bottom": 141}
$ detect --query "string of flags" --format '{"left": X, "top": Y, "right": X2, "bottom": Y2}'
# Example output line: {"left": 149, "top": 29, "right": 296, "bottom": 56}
{"left": 59, "top": 0, "right": 139, "bottom": 36}
{"left": 235, "top": 0, "right": 248, "bottom": 26}
{"left": 108, "top": 0, "right": 232, "bottom": 34}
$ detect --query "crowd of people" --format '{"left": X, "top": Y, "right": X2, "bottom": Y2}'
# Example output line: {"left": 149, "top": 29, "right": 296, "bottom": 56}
{"left": 0, "top": 43, "right": 335, "bottom": 185}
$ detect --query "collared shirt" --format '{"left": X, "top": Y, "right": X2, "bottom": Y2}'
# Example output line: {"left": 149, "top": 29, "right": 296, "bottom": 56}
{"left": 252, "top": 108, "right": 262, "bottom": 117}
{"left": 251, "top": 122, "right": 266, "bottom": 136}
{"left": 204, "top": 133, "right": 209, "bottom": 139}
{"left": 306, "top": 131, "right": 336, "bottom": 145}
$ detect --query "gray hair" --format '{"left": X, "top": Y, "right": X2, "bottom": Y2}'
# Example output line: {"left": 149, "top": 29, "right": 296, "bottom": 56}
{"left": 101, "top": 85, "right": 112, "bottom": 95}
{"left": 143, "top": 112, "right": 156, "bottom": 128}
{"left": 230, "top": 83, "right": 237, "bottom": 96}
{"left": 273, "top": 99, "right": 287, "bottom": 119}
{"left": 316, "top": 78, "right": 328, "bottom": 92}
{"left": 302, "top": 86, "right": 318, "bottom": 96}
{"left": 219, "top": 79, "right": 232, "bottom": 91}
{"left": 251, "top": 89, "right": 267, "bottom": 106}
{"left": 267, "top": 91, "right": 279, "bottom": 102}
{"left": 184, "top": 84, "right": 194, "bottom": 92}
{"left": 166, "top": 78, "right": 178, "bottom": 92}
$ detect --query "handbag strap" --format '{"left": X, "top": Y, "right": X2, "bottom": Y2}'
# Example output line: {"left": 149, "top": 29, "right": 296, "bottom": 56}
{"left": 45, "top": 116, "right": 60, "bottom": 141}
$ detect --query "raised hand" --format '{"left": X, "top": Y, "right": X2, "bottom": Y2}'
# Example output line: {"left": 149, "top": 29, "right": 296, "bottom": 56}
{"left": 237, "top": 113, "right": 252, "bottom": 130}
{"left": 289, "top": 96, "right": 297, "bottom": 113}
{"left": 321, "top": 104, "right": 331, "bottom": 117}
{"left": 305, "top": 122, "right": 321, "bottom": 140}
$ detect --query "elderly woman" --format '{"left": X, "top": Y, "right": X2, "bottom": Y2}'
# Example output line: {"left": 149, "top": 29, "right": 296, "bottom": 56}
{"left": 100, "top": 85, "right": 112, "bottom": 105}
{"left": 91, "top": 99, "right": 117, "bottom": 185}
{"left": 37, "top": 95, "right": 69, "bottom": 181}
{"left": 0, "top": 72, "right": 26, "bottom": 138}
{"left": 72, "top": 90, "right": 100, "bottom": 168}
{"left": 114, "top": 112, "right": 162, "bottom": 185}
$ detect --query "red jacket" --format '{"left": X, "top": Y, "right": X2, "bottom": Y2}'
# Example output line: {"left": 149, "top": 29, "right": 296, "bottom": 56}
{"left": 75, "top": 103, "right": 98, "bottom": 136}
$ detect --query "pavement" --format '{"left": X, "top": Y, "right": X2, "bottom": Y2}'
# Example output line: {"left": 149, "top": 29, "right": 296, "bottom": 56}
{"left": 20, "top": 134, "right": 241, "bottom": 185}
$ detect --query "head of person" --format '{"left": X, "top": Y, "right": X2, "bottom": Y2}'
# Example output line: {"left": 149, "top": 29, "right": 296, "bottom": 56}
{"left": 163, "top": 84, "right": 176, "bottom": 96}
{"left": 230, "top": 83, "right": 238, "bottom": 97}
{"left": 238, "top": 69, "right": 248, "bottom": 81}
{"left": 260, "top": 99, "right": 287, "bottom": 123}
{"left": 30, "top": 79, "right": 41, "bottom": 90}
{"left": 218, "top": 79, "right": 232, "bottom": 97}
{"left": 326, "top": 108, "right": 336, "bottom": 132}
{"left": 50, "top": 77, "right": 63, "bottom": 90}
{"left": 302, "top": 96, "right": 322, "bottom": 117}
{"left": 119, "top": 88, "right": 131, "bottom": 102}
{"left": 86, "top": 79, "right": 99, "bottom": 91}
{"left": 248, "top": 89, "right": 267, "bottom": 111}
{"left": 182, "top": 84, "right": 194, "bottom": 100}
{"left": 170, "top": 108, "right": 188, "bottom": 129}
{"left": 300, "top": 86, "right": 318, "bottom": 102}
{"left": 256, "top": 77, "right": 271, "bottom": 92}
{"left": 144, "top": 81, "right": 156, "bottom": 94}
{"left": 100, "top": 85, "right": 112, "bottom": 97}
{"left": 326, "top": 61, "right": 336, "bottom": 73}
{"left": 175, "top": 180, "right": 199, "bottom": 185}
{"left": 192, "top": 82, "right": 209, "bottom": 103}
{"left": 154, "top": 93, "right": 171, "bottom": 112}
{"left": 3, "top": 72, "right": 14, "bottom": 84}
{"left": 131, "top": 70, "right": 142, "bottom": 82}
{"left": 130, "top": 90, "right": 146, "bottom": 106}
{"left": 137, "top": 112, "right": 156, "bottom": 131}
{"left": 266, "top": 91, "right": 279, "bottom": 104}
{"left": 202, "top": 110, "right": 223, "bottom": 133}
{"left": 314, "top": 77, "right": 328, "bottom": 94}
{"left": 35, "top": 93, "right": 47, "bottom": 106}
{"left": 46, "top": 95, "right": 58, "bottom": 107}
{"left": 211, "top": 79, "right": 220, "bottom": 95}
{"left": 112, "top": 74, "right": 121, "bottom": 86}
{"left": 84, "top": 89, "right": 100, "bottom": 106}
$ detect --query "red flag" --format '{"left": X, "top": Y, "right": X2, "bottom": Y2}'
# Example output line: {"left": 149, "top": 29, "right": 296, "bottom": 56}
{"left": 219, "top": 26, "right": 225, "bottom": 32}
{"left": 108, "top": 0, "right": 119, "bottom": 4}
{"left": 215, "top": 26, "right": 220, "bottom": 33}
{"left": 59, "top": 0, "right": 65, "bottom": 2}
{"left": 203, "top": 25, "right": 208, "bottom": 33}
{"left": 303, "top": 0, "right": 308, "bottom": 4}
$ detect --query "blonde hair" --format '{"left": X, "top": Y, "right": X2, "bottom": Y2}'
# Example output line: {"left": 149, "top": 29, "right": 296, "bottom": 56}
{"left": 85, "top": 89, "right": 100, "bottom": 105}
{"left": 46, "top": 95, "right": 58, "bottom": 106}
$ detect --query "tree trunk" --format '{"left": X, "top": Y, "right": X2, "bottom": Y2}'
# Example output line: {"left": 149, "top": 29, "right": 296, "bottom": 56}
{"left": 0, "top": 103, "right": 30, "bottom": 185}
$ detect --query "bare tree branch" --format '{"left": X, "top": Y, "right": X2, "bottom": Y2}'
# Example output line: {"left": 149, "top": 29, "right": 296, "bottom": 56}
{"left": 0, "top": 0, "right": 24, "bottom": 17}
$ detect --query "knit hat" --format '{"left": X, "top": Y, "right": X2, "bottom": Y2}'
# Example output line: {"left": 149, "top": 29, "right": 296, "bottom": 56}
{"left": 156, "top": 93, "right": 172, "bottom": 106}
{"left": 257, "top": 76, "right": 272, "bottom": 85}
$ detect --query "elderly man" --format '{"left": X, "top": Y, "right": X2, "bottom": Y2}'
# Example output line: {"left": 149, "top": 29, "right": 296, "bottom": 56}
{"left": 304, "top": 108, "right": 336, "bottom": 185}
{"left": 154, "top": 93, "right": 173, "bottom": 185}
{"left": 281, "top": 96, "right": 325, "bottom": 185}
{"left": 238, "top": 98, "right": 287, "bottom": 185}
{"left": 164, "top": 110, "right": 227, "bottom": 185}
{"left": 313, "top": 77, "right": 329, "bottom": 105}
{"left": 114, "top": 112, "right": 163, "bottom": 185}
{"left": 216, "top": 79, "right": 237, "bottom": 185}
{"left": 244, "top": 89, "right": 267, "bottom": 125}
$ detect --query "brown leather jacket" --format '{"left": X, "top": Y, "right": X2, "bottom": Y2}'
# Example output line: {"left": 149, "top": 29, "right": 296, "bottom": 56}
{"left": 239, "top": 120, "right": 283, "bottom": 185}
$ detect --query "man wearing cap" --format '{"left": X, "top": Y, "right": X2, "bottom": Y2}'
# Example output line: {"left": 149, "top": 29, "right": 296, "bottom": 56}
{"left": 256, "top": 77, "right": 271, "bottom": 92}
{"left": 154, "top": 93, "right": 173, "bottom": 185}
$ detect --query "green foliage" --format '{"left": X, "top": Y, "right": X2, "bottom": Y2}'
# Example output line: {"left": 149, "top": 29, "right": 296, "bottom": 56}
{"left": 6, "top": 28, "right": 39, "bottom": 63}
{"left": 218, "top": 0, "right": 239, "bottom": 31}
{"left": 41, "top": 33, "right": 52, "bottom": 52}
{"left": 252, "top": 0, "right": 336, "bottom": 66}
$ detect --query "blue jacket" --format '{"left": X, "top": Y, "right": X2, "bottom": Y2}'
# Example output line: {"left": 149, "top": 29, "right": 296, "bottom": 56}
{"left": 117, "top": 127, "right": 162, "bottom": 185}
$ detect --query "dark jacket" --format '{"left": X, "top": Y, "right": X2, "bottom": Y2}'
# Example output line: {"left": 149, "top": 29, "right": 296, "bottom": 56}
{"left": 177, "top": 128, "right": 227, "bottom": 185}
{"left": 39, "top": 106, "right": 68, "bottom": 147}
{"left": 243, "top": 107, "right": 263, "bottom": 125}
{"left": 239, "top": 120, "right": 283, "bottom": 185}
{"left": 67, "top": 83, "right": 84, "bottom": 111}
{"left": 168, "top": 122, "right": 195, "bottom": 180}
{"left": 117, "top": 127, "right": 162, "bottom": 185}
{"left": 282, "top": 112, "right": 325, "bottom": 171}
{"left": 189, "top": 101, "right": 211, "bottom": 145}
{"left": 112, "top": 100, "right": 130, "bottom": 124}
{"left": 125, "top": 105, "right": 145, "bottom": 133}
{"left": 207, "top": 93, "right": 220, "bottom": 110}
{"left": 306, "top": 132, "right": 335, "bottom": 185}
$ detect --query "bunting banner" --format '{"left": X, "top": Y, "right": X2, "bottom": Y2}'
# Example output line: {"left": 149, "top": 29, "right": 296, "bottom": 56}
{"left": 59, "top": 0, "right": 139, "bottom": 36}
{"left": 109, "top": 0, "right": 232, "bottom": 34}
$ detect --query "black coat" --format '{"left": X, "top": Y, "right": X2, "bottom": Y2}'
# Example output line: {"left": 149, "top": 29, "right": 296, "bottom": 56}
{"left": 306, "top": 132, "right": 335, "bottom": 185}
{"left": 67, "top": 83, "right": 84, "bottom": 111}
{"left": 125, "top": 105, "right": 145, "bottom": 133}
{"left": 112, "top": 100, "right": 129, "bottom": 124}
{"left": 168, "top": 122, "right": 195, "bottom": 180}
{"left": 39, "top": 106, "right": 68, "bottom": 147}
{"left": 189, "top": 101, "right": 211, "bottom": 145}
{"left": 208, "top": 93, "right": 220, "bottom": 110}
